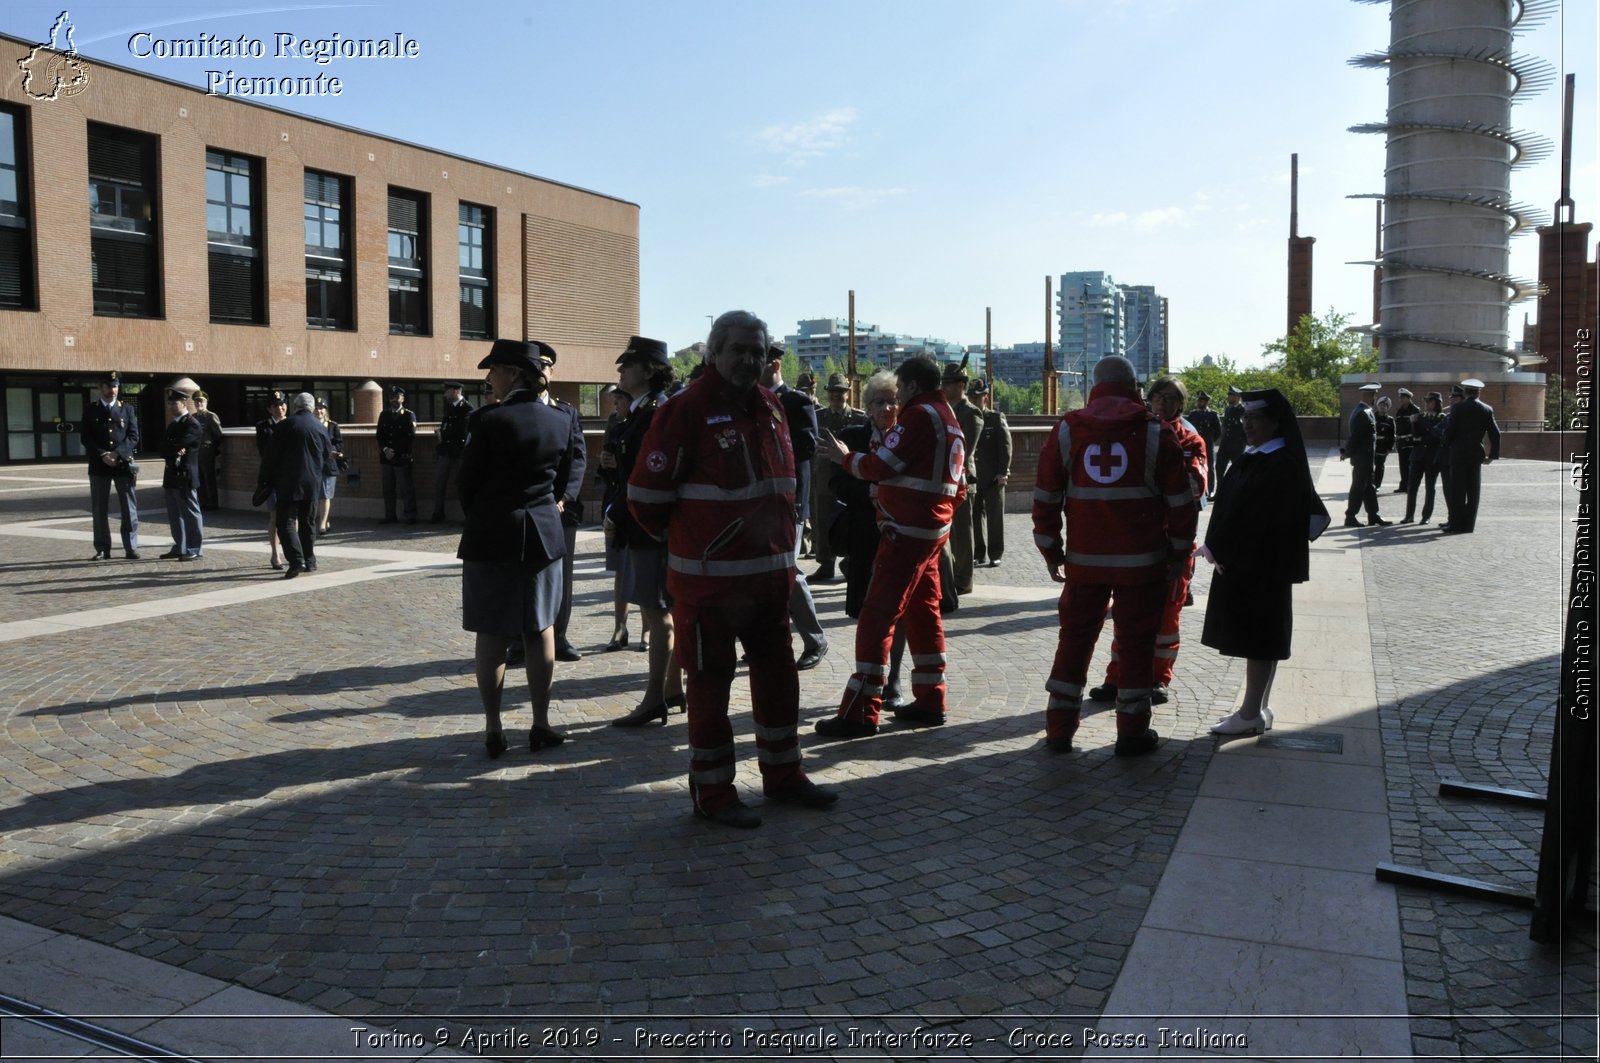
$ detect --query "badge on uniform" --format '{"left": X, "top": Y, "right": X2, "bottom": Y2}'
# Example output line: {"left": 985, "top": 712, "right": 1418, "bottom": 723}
{"left": 705, "top": 414, "right": 731, "bottom": 425}
{"left": 715, "top": 427, "right": 741, "bottom": 451}
{"left": 645, "top": 450, "right": 668, "bottom": 473}
{"left": 885, "top": 427, "right": 903, "bottom": 449}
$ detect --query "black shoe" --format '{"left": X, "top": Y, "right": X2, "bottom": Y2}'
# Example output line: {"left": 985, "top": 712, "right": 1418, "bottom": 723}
{"left": 485, "top": 731, "right": 508, "bottom": 759}
{"left": 695, "top": 799, "right": 762, "bottom": 829}
{"left": 1151, "top": 687, "right": 1169, "bottom": 705}
{"left": 178, "top": 553, "right": 200, "bottom": 562}
{"left": 1392, "top": 487, "right": 1407, "bottom": 494}
{"left": 812, "top": 562, "right": 836, "bottom": 581}
{"left": 974, "top": 556, "right": 987, "bottom": 567}
{"left": 765, "top": 778, "right": 839, "bottom": 808}
{"left": 1088, "top": 683, "right": 1118, "bottom": 702}
{"left": 612, "top": 702, "right": 667, "bottom": 728}
{"left": 305, "top": 560, "right": 318, "bottom": 572}
{"left": 1045, "top": 735, "right": 1074, "bottom": 753}
{"left": 505, "top": 643, "right": 526, "bottom": 667}
{"left": 529, "top": 725, "right": 565, "bottom": 751}
{"left": 1183, "top": 587, "right": 1195, "bottom": 607}
{"left": 1342, "top": 516, "right": 1362, "bottom": 528}
{"left": 282, "top": 566, "right": 303, "bottom": 579}
{"left": 1368, "top": 516, "right": 1392, "bottom": 527}
{"left": 893, "top": 704, "right": 946, "bottom": 727}
{"left": 379, "top": 517, "right": 398, "bottom": 524}
{"left": 159, "top": 549, "right": 183, "bottom": 559}
{"left": 814, "top": 716, "right": 877, "bottom": 739}
{"left": 796, "top": 645, "right": 828, "bottom": 670}
{"left": 90, "top": 551, "right": 110, "bottom": 561}
{"left": 404, "top": 517, "right": 418, "bottom": 525}
{"left": 124, "top": 550, "right": 141, "bottom": 560}
{"left": 989, "top": 558, "right": 1002, "bottom": 568}
{"left": 1114, "top": 728, "right": 1161, "bottom": 757}
{"left": 1399, "top": 517, "right": 1414, "bottom": 525}
{"left": 555, "top": 640, "right": 582, "bottom": 662}
{"left": 666, "top": 693, "right": 686, "bottom": 713}
{"left": 603, "top": 633, "right": 630, "bottom": 652}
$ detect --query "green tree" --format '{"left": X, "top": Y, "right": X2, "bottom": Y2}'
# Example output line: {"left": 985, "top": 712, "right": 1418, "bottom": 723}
{"left": 1545, "top": 374, "right": 1583, "bottom": 430}
{"left": 1254, "top": 308, "right": 1376, "bottom": 415}
{"left": 991, "top": 378, "right": 1043, "bottom": 415}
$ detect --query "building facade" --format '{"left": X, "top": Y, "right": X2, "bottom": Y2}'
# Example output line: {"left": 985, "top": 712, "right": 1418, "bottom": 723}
{"left": 1056, "top": 272, "right": 1168, "bottom": 383}
{"left": 782, "top": 318, "right": 967, "bottom": 377}
{"left": 0, "top": 33, "right": 639, "bottom": 463}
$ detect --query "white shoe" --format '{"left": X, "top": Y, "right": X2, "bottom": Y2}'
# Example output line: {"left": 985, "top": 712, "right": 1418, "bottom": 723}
{"left": 1210, "top": 709, "right": 1269, "bottom": 736}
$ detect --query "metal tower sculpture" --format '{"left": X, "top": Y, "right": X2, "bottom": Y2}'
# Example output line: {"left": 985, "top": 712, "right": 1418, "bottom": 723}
{"left": 1347, "top": 0, "right": 1557, "bottom": 375}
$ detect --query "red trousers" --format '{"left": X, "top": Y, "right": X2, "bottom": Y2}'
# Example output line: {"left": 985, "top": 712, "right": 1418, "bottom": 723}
{"left": 674, "top": 596, "right": 806, "bottom": 814}
{"left": 837, "top": 529, "right": 947, "bottom": 725}
{"left": 1105, "top": 562, "right": 1192, "bottom": 688}
{"left": 1045, "top": 580, "right": 1165, "bottom": 744}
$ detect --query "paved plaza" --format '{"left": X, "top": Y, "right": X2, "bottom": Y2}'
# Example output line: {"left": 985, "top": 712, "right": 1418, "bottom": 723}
{"left": 0, "top": 452, "right": 1593, "bottom": 1061}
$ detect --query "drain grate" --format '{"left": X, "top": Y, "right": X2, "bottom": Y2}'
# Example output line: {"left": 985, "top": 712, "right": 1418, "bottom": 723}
{"left": 1257, "top": 731, "right": 1344, "bottom": 754}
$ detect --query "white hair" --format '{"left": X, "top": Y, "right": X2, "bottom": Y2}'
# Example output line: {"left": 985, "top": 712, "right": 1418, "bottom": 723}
{"left": 291, "top": 392, "right": 315, "bottom": 412}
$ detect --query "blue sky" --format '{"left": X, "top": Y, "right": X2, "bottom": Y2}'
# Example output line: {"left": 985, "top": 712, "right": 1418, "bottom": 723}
{"left": 7, "top": 0, "right": 1595, "bottom": 367}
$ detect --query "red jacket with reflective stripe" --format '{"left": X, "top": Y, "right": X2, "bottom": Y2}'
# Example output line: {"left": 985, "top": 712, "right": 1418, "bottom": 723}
{"left": 1173, "top": 414, "right": 1209, "bottom": 500}
{"left": 840, "top": 390, "right": 966, "bottom": 542}
{"left": 626, "top": 364, "right": 797, "bottom": 607}
{"left": 1032, "top": 382, "right": 1198, "bottom": 584}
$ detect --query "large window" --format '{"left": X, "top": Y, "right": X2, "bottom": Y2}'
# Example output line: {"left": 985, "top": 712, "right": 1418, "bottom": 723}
{"left": 0, "top": 104, "right": 35, "bottom": 310}
{"left": 206, "top": 149, "right": 264, "bottom": 324}
{"left": 458, "top": 202, "right": 492, "bottom": 339}
{"left": 387, "top": 187, "right": 428, "bottom": 335}
{"left": 89, "top": 122, "right": 161, "bottom": 317}
{"left": 305, "top": 169, "right": 352, "bottom": 330}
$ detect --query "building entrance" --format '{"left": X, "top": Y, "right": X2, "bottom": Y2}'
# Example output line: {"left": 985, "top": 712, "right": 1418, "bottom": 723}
{"left": 4, "top": 382, "right": 88, "bottom": 463}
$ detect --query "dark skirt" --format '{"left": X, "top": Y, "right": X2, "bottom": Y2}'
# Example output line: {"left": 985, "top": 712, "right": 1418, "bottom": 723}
{"left": 1200, "top": 567, "right": 1294, "bottom": 661}
{"left": 620, "top": 544, "right": 671, "bottom": 610}
{"left": 462, "top": 558, "right": 561, "bottom": 635}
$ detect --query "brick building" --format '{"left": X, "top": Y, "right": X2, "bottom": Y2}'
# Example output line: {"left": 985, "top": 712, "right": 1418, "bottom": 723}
{"left": 0, "top": 32, "right": 638, "bottom": 464}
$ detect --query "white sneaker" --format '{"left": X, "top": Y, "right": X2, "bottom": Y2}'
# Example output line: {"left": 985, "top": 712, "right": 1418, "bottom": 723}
{"left": 1210, "top": 709, "right": 1269, "bottom": 736}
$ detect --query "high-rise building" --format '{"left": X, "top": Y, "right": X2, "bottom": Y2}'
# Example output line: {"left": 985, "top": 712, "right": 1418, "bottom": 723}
{"left": 1121, "top": 285, "right": 1167, "bottom": 379}
{"left": 1056, "top": 272, "right": 1168, "bottom": 381}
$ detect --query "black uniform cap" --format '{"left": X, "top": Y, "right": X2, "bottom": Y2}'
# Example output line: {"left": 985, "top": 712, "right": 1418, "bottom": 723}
{"left": 479, "top": 338, "right": 557, "bottom": 375}
{"left": 444, "top": 380, "right": 463, "bottom": 390}
{"left": 1227, "top": 384, "right": 1243, "bottom": 396}
{"left": 267, "top": 390, "right": 287, "bottom": 405}
{"left": 103, "top": 370, "right": 121, "bottom": 386}
{"left": 615, "top": 335, "right": 669, "bottom": 369}
{"left": 164, "top": 388, "right": 187, "bottom": 402}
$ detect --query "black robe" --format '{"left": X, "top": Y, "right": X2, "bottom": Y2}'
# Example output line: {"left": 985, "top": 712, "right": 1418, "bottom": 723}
{"left": 1200, "top": 446, "right": 1307, "bottom": 661}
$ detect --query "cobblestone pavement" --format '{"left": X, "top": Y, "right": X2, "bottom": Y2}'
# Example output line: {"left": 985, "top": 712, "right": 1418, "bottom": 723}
{"left": 0, "top": 458, "right": 1593, "bottom": 1061}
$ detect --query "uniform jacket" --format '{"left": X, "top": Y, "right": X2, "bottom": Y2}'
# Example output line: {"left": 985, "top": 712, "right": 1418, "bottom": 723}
{"left": 1219, "top": 403, "right": 1247, "bottom": 457}
{"left": 195, "top": 410, "right": 224, "bottom": 454}
{"left": 1393, "top": 400, "right": 1420, "bottom": 451}
{"left": 974, "top": 407, "right": 1013, "bottom": 487}
{"left": 1415, "top": 411, "right": 1446, "bottom": 470}
{"left": 455, "top": 389, "right": 571, "bottom": 568}
{"left": 606, "top": 392, "right": 662, "bottom": 550}
{"left": 949, "top": 396, "right": 983, "bottom": 482}
{"left": 254, "top": 417, "right": 281, "bottom": 460}
{"left": 627, "top": 364, "right": 797, "bottom": 607}
{"left": 436, "top": 398, "right": 474, "bottom": 458}
{"left": 817, "top": 403, "right": 870, "bottom": 438}
{"left": 775, "top": 382, "right": 817, "bottom": 520}
{"left": 1203, "top": 443, "right": 1313, "bottom": 585}
{"left": 1443, "top": 398, "right": 1501, "bottom": 461}
{"left": 1375, "top": 413, "right": 1396, "bottom": 457}
{"left": 376, "top": 406, "right": 417, "bottom": 466}
{"left": 1345, "top": 402, "right": 1377, "bottom": 458}
{"left": 1186, "top": 406, "right": 1222, "bottom": 450}
{"left": 547, "top": 395, "right": 588, "bottom": 510}
{"left": 84, "top": 398, "right": 140, "bottom": 476}
{"left": 261, "top": 409, "right": 335, "bottom": 503}
{"left": 838, "top": 389, "right": 966, "bottom": 543}
{"left": 1032, "top": 382, "right": 1198, "bottom": 585}
{"left": 160, "top": 413, "right": 203, "bottom": 490}
{"left": 323, "top": 419, "right": 344, "bottom": 466}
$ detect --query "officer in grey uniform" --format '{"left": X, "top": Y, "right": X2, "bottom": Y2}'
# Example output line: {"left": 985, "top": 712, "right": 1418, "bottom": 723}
{"left": 1342, "top": 382, "right": 1389, "bottom": 527}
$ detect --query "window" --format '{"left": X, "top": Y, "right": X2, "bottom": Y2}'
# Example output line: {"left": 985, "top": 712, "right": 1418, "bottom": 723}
{"left": 458, "top": 202, "right": 493, "bottom": 339}
{"left": 206, "top": 149, "right": 264, "bottom": 324}
{"left": 387, "top": 187, "right": 428, "bottom": 335}
{"left": 0, "top": 104, "right": 35, "bottom": 310}
{"left": 305, "top": 169, "right": 352, "bottom": 330}
{"left": 88, "top": 122, "right": 161, "bottom": 317}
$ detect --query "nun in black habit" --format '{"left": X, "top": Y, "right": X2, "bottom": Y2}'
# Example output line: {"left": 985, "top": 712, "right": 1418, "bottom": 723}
{"left": 1198, "top": 388, "right": 1330, "bottom": 735}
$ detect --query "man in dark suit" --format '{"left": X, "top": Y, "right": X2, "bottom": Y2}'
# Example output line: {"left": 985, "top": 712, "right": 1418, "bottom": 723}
{"left": 261, "top": 392, "right": 335, "bottom": 578}
{"left": 430, "top": 380, "right": 474, "bottom": 522}
{"left": 1341, "top": 382, "right": 1389, "bottom": 528}
{"left": 158, "top": 389, "right": 205, "bottom": 561}
{"left": 83, "top": 370, "right": 141, "bottom": 560}
{"left": 969, "top": 377, "right": 1012, "bottom": 568}
{"left": 1441, "top": 378, "right": 1501, "bottom": 535}
{"left": 192, "top": 390, "right": 224, "bottom": 511}
{"left": 1186, "top": 391, "right": 1222, "bottom": 498}
{"left": 763, "top": 344, "right": 828, "bottom": 669}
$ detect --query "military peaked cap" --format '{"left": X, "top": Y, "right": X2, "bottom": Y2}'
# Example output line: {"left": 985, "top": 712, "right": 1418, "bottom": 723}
{"left": 615, "top": 335, "right": 669, "bottom": 368}
{"left": 479, "top": 339, "right": 557, "bottom": 374}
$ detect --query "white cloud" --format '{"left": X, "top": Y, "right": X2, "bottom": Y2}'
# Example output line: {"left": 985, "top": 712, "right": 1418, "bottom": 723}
{"left": 758, "top": 106, "right": 859, "bottom": 164}
{"left": 1134, "top": 206, "right": 1187, "bottom": 232}
{"left": 1089, "top": 211, "right": 1129, "bottom": 227}
{"left": 752, "top": 174, "right": 792, "bottom": 188}
{"left": 800, "top": 185, "right": 908, "bottom": 211}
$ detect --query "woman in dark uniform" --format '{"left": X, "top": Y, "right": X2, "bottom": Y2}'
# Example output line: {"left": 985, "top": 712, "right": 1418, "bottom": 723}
{"left": 1199, "top": 388, "right": 1330, "bottom": 735}
{"left": 458, "top": 339, "right": 573, "bottom": 757}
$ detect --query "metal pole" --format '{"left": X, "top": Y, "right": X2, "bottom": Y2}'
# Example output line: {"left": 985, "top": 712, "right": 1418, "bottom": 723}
{"left": 985, "top": 306, "right": 992, "bottom": 401}
{"left": 1043, "top": 275, "right": 1056, "bottom": 415}
{"left": 847, "top": 290, "right": 858, "bottom": 408}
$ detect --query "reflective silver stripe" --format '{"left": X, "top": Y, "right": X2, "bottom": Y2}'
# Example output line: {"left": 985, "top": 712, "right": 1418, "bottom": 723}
{"left": 1033, "top": 488, "right": 1064, "bottom": 504}
{"left": 690, "top": 741, "right": 736, "bottom": 761}
{"left": 757, "top": 745, "right": 802, "bottom": 764}
{"left": 887, "top": 521, "right": 949, "bottom": 540}
{"left": 689, "top": 765, "right": 737, "bottom": 784}
{"left": 1056, "top": 420, "right": 1072, "bottom": 468}
{"left": 1168, "top": 537, "right": 1192, "bottom": 551}
{"left": 873, "top": 446, "right": 907, "bottom": 473}
{"left": 845, "top": 675, "right": 884, "bottom": 696}
{"left": 853, "top": 661, "right": 888, "bottom": 678}
{"left": 911, "top": 653, "right": 946, "bottom": 667}
{"left": 1153, "top": 646, "right": 1179, "bottom": 659}
{"left": 1156, "top": 632, "right": 1179, "bottom": 647}
{"left": 1066, "top": 549, "right": 1166, "bottom": 567}
{"left": 668, "top": 551, "right": 796, "bottom": 577}
{"left": 1034, "top": 532, "right": 1060, "bottom": 550}
{"left": 1115, "top": 691, "right": 1151, "bottom": 707}
{"left": 754, "top": 722, "right": 798, "bottom": 743}
{"left": 1144, "top": 422, "right": 1160, "bottom": 490}
{"left": 678, "top": 477, "right": 796, "bottom": 502}
{"left": 1047, "top": 694, "right": 1081, "bottom": 710}
{"left": 1165, "top": 489, "right": 1193, "bottom": 508}
{"left": 883, "top": 474, "right": 960, "bottom": 496}
{"left": 1046, "top": 678, "right": 1083, "bottom": 698}
{"left": 1066, "top": 485, "right": 1158, "bottom": 501}
{"left": 627, "top": 484, "right": 677, "bottom": 504}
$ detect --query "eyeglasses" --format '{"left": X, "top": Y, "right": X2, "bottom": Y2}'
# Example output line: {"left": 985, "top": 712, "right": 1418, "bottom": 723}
{"left": 867, "top": 398, "right": 898, "bottom": 408}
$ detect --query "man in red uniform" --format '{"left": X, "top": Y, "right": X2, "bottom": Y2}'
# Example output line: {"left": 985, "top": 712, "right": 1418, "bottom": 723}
{"left": 628, "top": 310, "right": 838, "bottom": 828}
{"left": 1089, "top": 376, "right": 1208, "bottom": 705}
{"left": 815, "top": 356, "right": 966, "bottom": 738}
{"left": 1033, "top": 356, "right": 1198, "bottom": 756}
